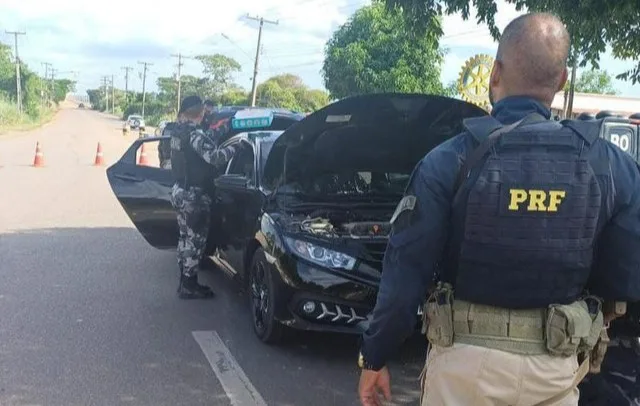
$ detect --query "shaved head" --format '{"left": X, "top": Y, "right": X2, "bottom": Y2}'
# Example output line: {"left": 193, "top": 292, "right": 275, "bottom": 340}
{"left": 490, "top": 13, "right": 570, "bottom": 106}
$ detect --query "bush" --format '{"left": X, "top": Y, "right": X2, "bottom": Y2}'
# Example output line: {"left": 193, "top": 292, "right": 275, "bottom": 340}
{"left": 0, "top": 98, "right": 21, "bottom": 127}
{"left": 0, "top": 97, "right": 55, "bottom": 130}
{"left": 122, "top": 101, "right": 170, "bottom": 121}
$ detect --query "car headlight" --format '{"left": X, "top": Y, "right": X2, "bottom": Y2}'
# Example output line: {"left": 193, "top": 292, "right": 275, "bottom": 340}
{"left": 284, "top": 237, "right": 357, "bottom": 271}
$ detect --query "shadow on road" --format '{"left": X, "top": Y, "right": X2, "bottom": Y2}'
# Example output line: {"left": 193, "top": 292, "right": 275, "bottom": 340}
{"left": 0, "top": 227, "right": 426, "bottom": 406}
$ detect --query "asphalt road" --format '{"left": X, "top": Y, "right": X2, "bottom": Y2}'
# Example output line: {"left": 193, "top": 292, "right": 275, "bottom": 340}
{"left": 0, "top": 105, "right": 427, "bottom": 406}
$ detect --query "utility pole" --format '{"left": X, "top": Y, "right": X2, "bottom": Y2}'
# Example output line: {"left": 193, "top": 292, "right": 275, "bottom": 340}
{"left": 171, "top": 53, "right": 192, "bottom": 113}
{"left": 121, "top": 66, "right": 132, "bottom": 104}
{"left": 41, "top": 62, "right": 51, "bottom": 107}
{"left": 50, "top": 68, "right": 57, "bottom": 103}
{"left": 101, "top": 76, "right": 109, "bottom": 112}
{"left": 6, "top": 30, "right": 26, "bottom": 114}
{"left": 138, "top": 61, "right": 153, "bottom": 117}
{"left": 246, "top": 15, "right": 278, "bottom": 107}
{"left": 111, "top": 74, "right": 115, "bottom": 114}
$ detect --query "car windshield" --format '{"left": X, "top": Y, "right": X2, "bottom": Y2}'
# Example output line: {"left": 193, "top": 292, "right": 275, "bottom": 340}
{"left": 273, "top": 170, "right": 410, "bottom": 201}
{"left": 129, "top": 115, "right": 142, "bottom": 120}
{"left": 259, "top": 139, "right": 275, "bottom": 171}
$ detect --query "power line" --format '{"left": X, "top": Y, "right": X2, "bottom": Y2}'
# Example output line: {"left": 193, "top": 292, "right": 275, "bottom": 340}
{"left": 6, "top": 30, "right": 26, "bottom": 114}
{"left": 138, "top": 61, "right": 153, "bottom": 117}
{"left": 220, "top": 33, "right": 254, "bottom": 63}
{"left": 246, "top": 15, "right": 279, "bottom": 107}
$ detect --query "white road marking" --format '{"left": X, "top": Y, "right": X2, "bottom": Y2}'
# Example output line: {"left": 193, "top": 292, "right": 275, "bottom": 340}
{"left": 192, "top": 330, "right": 268, "bottom": 406}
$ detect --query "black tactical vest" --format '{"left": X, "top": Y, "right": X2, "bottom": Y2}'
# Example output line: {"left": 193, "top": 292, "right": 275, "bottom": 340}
{"left": 445, "top": 115, "right": 611, "bottom": 309}
{"left": 158, "top": 122, "right": 175, "bottom": 162}
{"left": 170, "top": 122, "right": 214, "bottom": 191}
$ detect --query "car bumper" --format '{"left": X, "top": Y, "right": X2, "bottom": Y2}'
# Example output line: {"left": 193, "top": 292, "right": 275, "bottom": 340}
{"left": 271, "top": 260, "right": 421, "bottom": 334}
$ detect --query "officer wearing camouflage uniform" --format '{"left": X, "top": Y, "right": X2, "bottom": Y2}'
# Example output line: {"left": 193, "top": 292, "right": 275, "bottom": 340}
{"left": 579, "top": 304, "right": 640, "bottom": 405}
{"left": 159, "top": 121, "right": 175, "bottom": 170}
{"left": 358, "top": 13, "right": 640, "bottom": 406}
{"left": 170, "top": 95, "right": 236, "bottom": 299}
{"left": 200, "top": 99, "right": 216, "bottom": 132}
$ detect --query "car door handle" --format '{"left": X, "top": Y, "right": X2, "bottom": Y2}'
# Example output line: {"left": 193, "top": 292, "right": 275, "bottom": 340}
{"left": 114, "top": 173, "right": 144, "bottom": 182}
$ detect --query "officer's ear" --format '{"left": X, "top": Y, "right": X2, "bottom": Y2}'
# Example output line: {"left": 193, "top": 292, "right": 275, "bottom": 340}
{"left": 490, "top": 59, "right": 502, "bottom": 87}
{"left": 556, "top": 66, "right": 569, "bottom": 92}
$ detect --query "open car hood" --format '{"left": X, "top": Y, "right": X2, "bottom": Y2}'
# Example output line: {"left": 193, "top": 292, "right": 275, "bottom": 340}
{"left": 262, "top": 93, "right": 488, "bottom": 190}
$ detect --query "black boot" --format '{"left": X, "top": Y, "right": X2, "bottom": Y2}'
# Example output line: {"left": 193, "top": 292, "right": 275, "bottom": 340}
{"left": 177, "top": 274, "right": 215, "bottom": 299}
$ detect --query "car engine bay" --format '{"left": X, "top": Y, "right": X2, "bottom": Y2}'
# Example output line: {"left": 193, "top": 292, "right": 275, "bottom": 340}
{"left": 278, "top": 208, "right": 394, "bottom": 239}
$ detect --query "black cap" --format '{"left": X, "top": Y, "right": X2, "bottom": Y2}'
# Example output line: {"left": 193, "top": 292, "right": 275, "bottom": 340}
{"left": 179, "top": 95, "right": 203, "bottom": 114}
{"left": 204, "top": 99, "right": 214, "bottom": 107}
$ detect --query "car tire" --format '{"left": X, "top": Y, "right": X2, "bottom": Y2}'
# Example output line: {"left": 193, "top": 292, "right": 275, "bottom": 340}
{"left": 248, "top": 248, "right": 286, "bottom": 344}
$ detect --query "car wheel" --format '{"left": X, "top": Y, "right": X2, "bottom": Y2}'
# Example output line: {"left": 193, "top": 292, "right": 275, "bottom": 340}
{"left": 249, "top": 248, "right": 286, "bottom": 344}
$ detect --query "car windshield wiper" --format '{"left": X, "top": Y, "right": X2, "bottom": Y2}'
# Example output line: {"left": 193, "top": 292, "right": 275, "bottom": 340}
{"left": 287, "top": 199, "right": 398, "bottom": 209}
{"left": 302, "top": 193, "right": 403, "bottom": 202}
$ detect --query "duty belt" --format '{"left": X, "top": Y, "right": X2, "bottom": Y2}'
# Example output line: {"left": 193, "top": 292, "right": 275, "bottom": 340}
{"left": 452, "top": 300, "right": 547, "bottom": 355}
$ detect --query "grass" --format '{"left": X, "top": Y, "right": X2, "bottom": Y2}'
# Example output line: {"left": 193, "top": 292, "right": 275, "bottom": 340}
{"left": 0, "top": 99, "right": 58, "bottom": 134}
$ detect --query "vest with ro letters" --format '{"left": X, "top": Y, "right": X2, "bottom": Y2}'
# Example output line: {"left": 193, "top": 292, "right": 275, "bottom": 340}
{"left": 444, "top": 114, "right": 613, "bottom": 309}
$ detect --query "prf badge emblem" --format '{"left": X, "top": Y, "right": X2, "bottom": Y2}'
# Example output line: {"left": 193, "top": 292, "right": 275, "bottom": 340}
{"left": 458, "top": 54, "right": 494, "bottom": 111}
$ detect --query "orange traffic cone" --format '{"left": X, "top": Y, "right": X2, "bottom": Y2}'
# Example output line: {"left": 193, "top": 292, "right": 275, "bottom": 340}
{"left": 94, "top": 142, "right": 105, "bottom": 166}
{"left": 138, "top": 143, "right": 149, "bottom": 166}
{"left": 33, "top": 142, "right": 44, "bottom": 167}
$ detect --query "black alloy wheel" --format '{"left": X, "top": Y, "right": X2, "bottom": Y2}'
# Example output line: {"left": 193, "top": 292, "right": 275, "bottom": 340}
{"left": 249, "top": 248, "right": 285, "bottom": 344}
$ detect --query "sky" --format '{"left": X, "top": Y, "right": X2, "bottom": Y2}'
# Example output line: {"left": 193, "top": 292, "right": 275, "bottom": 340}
{"left": 1, "top": 0, "right": 639, "bottom": 98}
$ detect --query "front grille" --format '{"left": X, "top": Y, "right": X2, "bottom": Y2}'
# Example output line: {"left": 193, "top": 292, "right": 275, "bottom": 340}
{"left": 296, "top": 300, "right": 369, "bottom": 325}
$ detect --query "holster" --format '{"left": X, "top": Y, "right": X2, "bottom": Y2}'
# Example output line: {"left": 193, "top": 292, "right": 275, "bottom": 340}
{"left": 422, "top": 283, "right": 454, "bottom": 347}
{"left": 587, "top": 301, "right": 626, "bottom": 374}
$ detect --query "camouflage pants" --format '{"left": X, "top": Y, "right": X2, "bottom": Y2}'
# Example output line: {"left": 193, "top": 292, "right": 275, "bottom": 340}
{"left": 170, "top": 185, "right": 212, "bottom": 278}
{"left": 578, "top": 336, "right": 640, "bottom": 405}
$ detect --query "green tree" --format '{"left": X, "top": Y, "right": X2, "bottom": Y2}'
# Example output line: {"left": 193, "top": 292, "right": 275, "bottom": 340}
{"left": 219, "top": 86, "right": 249, "bottom": 105}
{"left": 52, "top": 79, "right": 76, "bottom": 103}
{"left": 156, "top": 75, "right": 202, "bottom": 108}
{"left": 383, "top": 0, "right": 640, "bottom": 83}
{"left": 256, "top": 74, "right": 329, "bottom": 112}
{"left": 322, "top": 2, "right": 447, "bottom": 99}
{"left": 195, "top": 54, "right": 242, "bottom": 98}
{"left": 563, "top": 70, "right": 618, "bottom": 95}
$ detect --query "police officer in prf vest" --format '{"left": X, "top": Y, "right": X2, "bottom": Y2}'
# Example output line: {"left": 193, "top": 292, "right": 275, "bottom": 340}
{"left": 357, "top": 12, "right": 640, "bottom": 406}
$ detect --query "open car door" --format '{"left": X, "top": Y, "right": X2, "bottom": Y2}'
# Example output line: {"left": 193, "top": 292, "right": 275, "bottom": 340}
{"left": 106, "top": 137, "right": 177, "bottom": 249}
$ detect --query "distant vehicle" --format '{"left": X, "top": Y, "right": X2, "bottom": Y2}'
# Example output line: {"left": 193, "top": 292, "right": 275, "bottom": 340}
{"left": 126, "top": 115, "right": 146, "bottom": 132}
{"left": 78, "top": 103, "right": 85, "bottom": 109}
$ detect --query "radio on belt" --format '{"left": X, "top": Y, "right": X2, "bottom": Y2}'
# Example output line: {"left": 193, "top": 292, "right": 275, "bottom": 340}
{"left": 231, "top": 109, "right": 275, "bottom": 130}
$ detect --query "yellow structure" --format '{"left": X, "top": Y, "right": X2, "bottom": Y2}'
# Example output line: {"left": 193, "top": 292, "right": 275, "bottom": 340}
{"left": 458, "top": 54, "right": 494, "bottom": 110}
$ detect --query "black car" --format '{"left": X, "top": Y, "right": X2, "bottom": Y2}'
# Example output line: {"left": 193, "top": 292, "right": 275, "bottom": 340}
{"left": 156, "top": 108, "right": 305, "bottom": 171}
{"left": 107, "top": 93, "right": 487, "bottom": 344}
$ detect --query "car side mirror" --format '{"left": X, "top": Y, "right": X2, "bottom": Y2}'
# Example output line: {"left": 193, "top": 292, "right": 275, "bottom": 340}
{"left": 215, "top": 174, "right": 250, "bottom": 189}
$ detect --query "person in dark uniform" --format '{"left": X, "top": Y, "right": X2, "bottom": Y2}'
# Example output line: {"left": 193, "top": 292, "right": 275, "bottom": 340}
{"left": 357, "top": 12, "right": 640, "bottom": 406}
{"left": 159, "top": 121, "right": 176, "bottom": 169}
{"left": 199, "top": 99, "right": 215, "bottom": 132}
{"left": 170, "top": 95, "right": 236, "bottom": 299}
{"left": 578, "top": 304, "right": 640, "bottom": 405}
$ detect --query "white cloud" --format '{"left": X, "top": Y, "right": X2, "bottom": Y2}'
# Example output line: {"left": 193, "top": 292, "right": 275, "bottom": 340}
{"left": 2, "top": 0, "right": 638, "bottom": 98}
